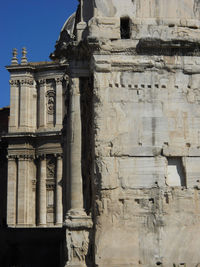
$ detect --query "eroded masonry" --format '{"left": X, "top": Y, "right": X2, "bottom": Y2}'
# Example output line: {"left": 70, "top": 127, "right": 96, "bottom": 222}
{"left": 3, "top": 0, "right": 200, "bottom": 266}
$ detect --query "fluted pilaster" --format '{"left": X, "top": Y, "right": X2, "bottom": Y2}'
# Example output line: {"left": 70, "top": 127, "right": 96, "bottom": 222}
{"left": 39, "top": 79, "right": 47, "bottom": 128}
{"left": 7, "top": 155, "right": 17, "bottom": 226}
{"left": 56, "top": 154, "right": 63, "bottom": 225}
{"left": 9, "top": 80, "right": 19, "bottom": 132}
{"left": 56, "top": 77, "right": 63, "bottom": 128}
{"left": 38, "top": 155, "right": 47, "bottom": 226}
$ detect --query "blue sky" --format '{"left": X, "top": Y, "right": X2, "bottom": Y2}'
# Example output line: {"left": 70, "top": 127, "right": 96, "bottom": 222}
{"left": 0, "top": 0, "right": 78, "bottom": 108}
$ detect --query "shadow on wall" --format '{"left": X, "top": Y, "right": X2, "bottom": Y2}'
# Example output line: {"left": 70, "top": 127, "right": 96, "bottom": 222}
{"left": 0, "top": 228, "right": 65, "bottom": 267}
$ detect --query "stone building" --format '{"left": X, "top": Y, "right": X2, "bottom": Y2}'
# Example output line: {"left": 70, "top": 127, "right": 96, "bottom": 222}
{"left": 2, "top": 0, "right": 200, "bottom": 266}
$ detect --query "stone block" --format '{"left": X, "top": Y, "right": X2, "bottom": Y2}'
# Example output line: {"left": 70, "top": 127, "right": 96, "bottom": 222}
{"left": 118, "top": 157, "right": 166, "bottom": 189}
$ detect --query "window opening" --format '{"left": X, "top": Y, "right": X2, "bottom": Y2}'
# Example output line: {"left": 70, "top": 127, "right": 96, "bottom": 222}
{"left": 166, "top": 157, "right": 186, "bottom": 187}
{"left": 120, "top": 17, "right": 131, "bottom": 39}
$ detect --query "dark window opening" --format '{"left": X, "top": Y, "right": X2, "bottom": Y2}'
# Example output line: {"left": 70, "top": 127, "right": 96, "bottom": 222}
{"left": 120, "top": 17, "right": 131, "bottom": 39}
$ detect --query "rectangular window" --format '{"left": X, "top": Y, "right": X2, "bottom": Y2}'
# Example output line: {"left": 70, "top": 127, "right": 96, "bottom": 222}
{"left": 120, "top": 17, "right": 131, "bottom": 39}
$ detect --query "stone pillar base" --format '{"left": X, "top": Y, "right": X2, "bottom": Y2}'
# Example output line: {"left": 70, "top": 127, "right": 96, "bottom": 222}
{"left": 64, "top": 210, "right": 93, "bottom": 267}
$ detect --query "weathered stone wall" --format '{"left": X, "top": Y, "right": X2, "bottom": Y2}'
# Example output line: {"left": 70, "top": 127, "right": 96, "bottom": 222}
{"left": 93, "top": 0, "right": 200, "bottom": 19}
{"left": 93, "top": 55, "right": 200, "bottom": 266}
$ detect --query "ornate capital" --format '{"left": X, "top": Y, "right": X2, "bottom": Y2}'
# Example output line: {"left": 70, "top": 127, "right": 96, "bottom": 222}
{"left": 55, "top": 153, "right": 63, "bottom": 159}
{"left": 38, "top": 79, "right": 46, "bottom": 85}
{"left": 9, "top": 80, "right": 18, "bottom": 86}
{"left": 18, "top": 154, "right": 34, "bottom": 160}
{"left": 19, "top": 79, "right": 34, "bottom": 86}
{"left": 7, "top": 155, "right": 17, "bottom": 160}
{"left": 55, "top": 77, "right": 63, "bottom": 85}
{"left": 37, "top": 154, "right": 46, "bottom": 160}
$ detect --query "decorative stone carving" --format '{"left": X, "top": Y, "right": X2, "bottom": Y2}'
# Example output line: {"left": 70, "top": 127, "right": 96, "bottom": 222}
{"left": 55, "top": 77, "right": 63, "bottom": 85}
{"left": 11, "top": 48, "right": 18, "bottom": 65}
{"left": 67, "top": 230, "right": 89, "bottom": 264}
{"left": 9, "top": 79, "right": 18, "bottom": 86}
{"left": 32, "top": 180, "right": 36, "bottom": 191}
{"left": 21, "top": 47, "right": 28, "bottom": 65}
{"left": 7, "top": 155, "right": 17, "bottom": 160}
{"left": 19, "top": 79, "right": 34, "bottom": 85}
{"left": 46, "top": 90, "right": 55, "bottom": 115}
{"left": 38, "top": 79, "right": 46, "bottom": 85}
{"left": 46, "top": 155, "right": 56, "bottom": 178}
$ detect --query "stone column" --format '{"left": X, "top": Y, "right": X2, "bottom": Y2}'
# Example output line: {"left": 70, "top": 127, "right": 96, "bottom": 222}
{"left": 56, "top": 154, "right": 63, "bottom": 225}
{"left": 28, "top": 157, "right": 36, "bottom": 226}
{"left": 19, "top": 80, "right": 29, "bottom": 128}
{"left": 17, "top": 155, "right": 29, "bottom": 226}
{"left": 38, "top": 155, "right": 47, "bottom": 226}
{"left": 56, "top": 78, "right": 63, "bottom": 129}
{"left": 64, "top": 78, "right": 93, "bottom": 267}
{"left": 9, "top": 80, "right": 19, "bottom": 132}
{"left": 68, "top": 78, "right": 85, "bottom": 214}
{"left": 39, "top": 79, "right": 46, "bottom": 128}
{"left": 30, "top": 81, "right": 37, "bottom": 130}
{"left": 7, "top": 155, "right": 17, "bottom": 226}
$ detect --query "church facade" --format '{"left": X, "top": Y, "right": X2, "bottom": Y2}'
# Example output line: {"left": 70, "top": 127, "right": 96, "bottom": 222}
{"left": 2, "top": 0, "right": 200, "bottom": 266}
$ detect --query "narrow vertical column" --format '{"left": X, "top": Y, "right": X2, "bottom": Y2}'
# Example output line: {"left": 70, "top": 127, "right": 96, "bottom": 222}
{"left": 17, "top": 155, "right": 28, "bottom": 226}
{"left": 68, "top": 78, "right": 85, "bottom": 214}
{"left": 39, "top": 79, "right": 46, "bottom": 128}
{"left": 29, "top": 80, "right": 36, "bottom": 130}
{"left": 55, "top": 77, "right": 63, "bottom": 128}
{"left": 56, "top": 154, "right": 63, "bottom": 225}
{"left": 27, "top": 157, "right": 36, "bottom": 226}
{"left": 9, "top": 80, "right": 19, "bottom": 132}
{"left": 38, "top": 155, "right": 47, "bottom": 226}
{"left": 19, "top": 80, "right": 29, "bottom": 128}
{"left": 64, "top": 79, "right": 93, "bottom": 267}
{"left": 7, "top": 155, "right": 17, "bottom": 226}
